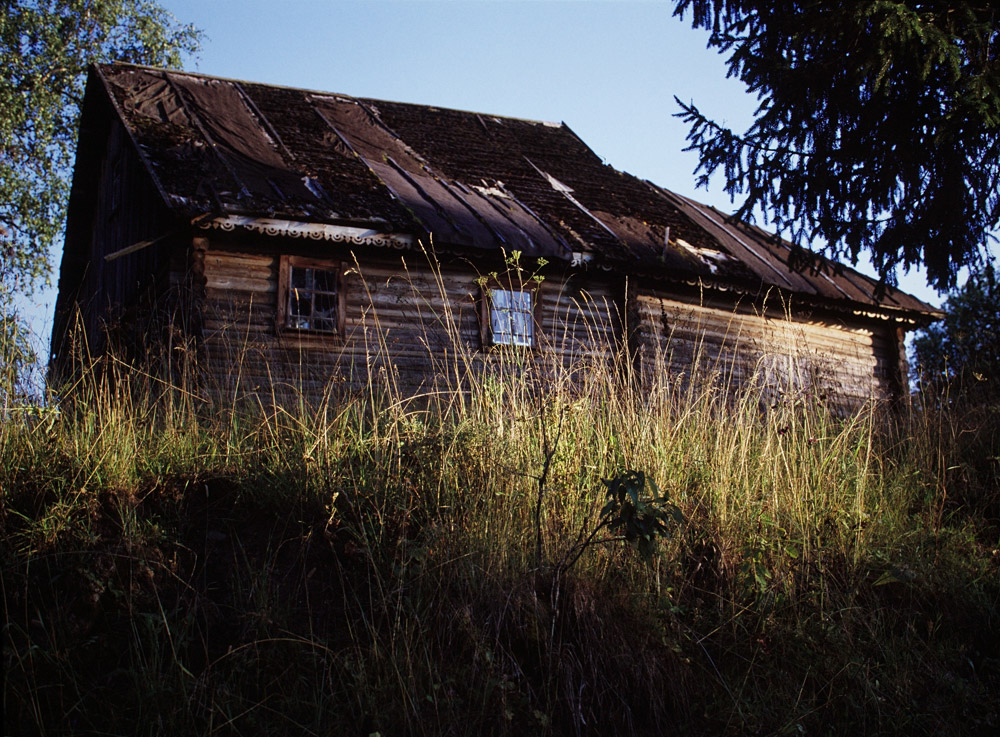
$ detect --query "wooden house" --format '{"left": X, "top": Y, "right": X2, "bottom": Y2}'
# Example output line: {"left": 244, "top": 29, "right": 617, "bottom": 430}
{"left": 52, "top": 64, "right": 940, "bottom": 409}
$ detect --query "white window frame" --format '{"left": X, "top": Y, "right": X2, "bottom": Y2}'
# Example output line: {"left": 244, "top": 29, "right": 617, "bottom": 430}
{"left": 489, "top": 288, "right": 534, "bottom": 347}
{"left": 480, "top": 277, "right": 541, "bottom": 349}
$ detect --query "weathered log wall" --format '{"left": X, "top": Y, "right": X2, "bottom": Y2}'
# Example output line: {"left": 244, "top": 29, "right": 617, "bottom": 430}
{"left": 192, "top": 243, "right": 621, "bottom": 401}
{"left": 185, "top": 239, "right": 906, "bottom": 411}
{"left": 52, "top": 118, "right": 177, "bottom": 368}
{"left": 633, "top": 288, "right": 902, "bottom": 412}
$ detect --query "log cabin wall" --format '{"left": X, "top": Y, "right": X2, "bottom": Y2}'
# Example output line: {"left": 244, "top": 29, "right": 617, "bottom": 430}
{"left": 184, "top": 236, "right": 907, "bottom": 411}
{"left": 53, "top": 118, "right": 176, "bottom": 367}
{"left": 189, "top": 239, "right": 622, "bottom": 402}
{"left": 633, "top": 287, "right": 903, "bottom": 413}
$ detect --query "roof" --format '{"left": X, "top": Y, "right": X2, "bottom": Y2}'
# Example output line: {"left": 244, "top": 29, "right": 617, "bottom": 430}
{"left": 89, "top": 63, "right": 938, "bottom": 319}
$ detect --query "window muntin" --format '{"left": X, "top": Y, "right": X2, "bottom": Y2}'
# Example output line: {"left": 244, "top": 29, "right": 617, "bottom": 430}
{"left": 488, "top": 287, "right": 535, "bottom": 347}
{"left": 279, "top": 256, "right": 342, "bottom": 336}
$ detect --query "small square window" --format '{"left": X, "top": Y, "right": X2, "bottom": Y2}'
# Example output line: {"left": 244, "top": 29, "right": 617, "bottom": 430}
{"left": 489, "top": 288, "right": 534, "bottom": 347}
{"left": 279, "top": 256, "right": 343, "bottom": 336}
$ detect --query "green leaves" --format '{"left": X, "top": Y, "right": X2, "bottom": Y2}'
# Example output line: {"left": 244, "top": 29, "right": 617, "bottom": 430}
{"left": 673, "top": 1, "right": 1000, "bottom": 290}
{"left": 912, "top": 261, "right": 1000, "bottom": 395}
{"left": 600, "top": 470, "right": 684, "bottom": 562}
{"left": 1, "top": 310, "right": 38, "bottom": 407}
{"left": 0, "top": 1, "right": 201, "bottom": 301}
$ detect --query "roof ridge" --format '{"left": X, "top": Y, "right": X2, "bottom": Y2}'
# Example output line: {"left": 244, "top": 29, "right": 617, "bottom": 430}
{"left": 97, "top": 61, "right": 565, "bottom": 129}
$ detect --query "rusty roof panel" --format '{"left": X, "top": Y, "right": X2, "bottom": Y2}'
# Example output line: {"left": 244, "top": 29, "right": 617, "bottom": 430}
{"left": 241, "top": 83, "right": 411, "bottom": 227}
{"left": 305, "top": 96, "right": 574, "bottom": 258}
{"left": 168, "top": 74, "right": 323, "bottom": 215}
{"left": 95, "top": 64, "right": 939, "bottom": 318}
{"left": 104, "top": 68, "right": 234, "bottom": 212}
{"left": 312, "top": 96, "right": 496, "bottom": 249}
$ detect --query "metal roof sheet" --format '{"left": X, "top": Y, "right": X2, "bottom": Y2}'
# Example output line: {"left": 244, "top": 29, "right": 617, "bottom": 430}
{"left": 96, "top": 63, "right": 939, "bottom": 319}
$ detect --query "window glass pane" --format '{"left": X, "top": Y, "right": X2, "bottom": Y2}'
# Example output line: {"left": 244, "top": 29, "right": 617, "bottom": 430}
{"left": 490, "top": 288, "right": 511, "bottom": 342}
{"left": 490, "top": 288, "right": 512, "bottom": 311}
{"left": 287, "top": 264, "right": 338, "bottom": 333}
{"left": 312, "top": 290, "right": 338, "bottom": 332}
{"left": 489, "top": 288, "right": 533, "bottom": 347}
{"left": 509, "top": 302, "right": 533, "bottom": 347}
{"left": 510, "top": 290, "right": 532, "bottom": 313}
{"left": 291, "top": 267, "right": 311, "bottom": 290}
{"left": 313, "top": 268, "right": 338, "bottom": 295}
{"left": 289, "top": 285, "right": 311, "bottom": 329}
{"left": 491, "top": 303, "right": 511, "bottom": 343}
{"left": 290, "top": 266, "right": 315, "bottom": 330}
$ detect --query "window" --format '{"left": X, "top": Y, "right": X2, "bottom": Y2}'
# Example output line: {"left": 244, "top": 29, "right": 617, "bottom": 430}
{"left": 278, "top": 255, "right": 344, "bottom": 336}
{"left": 480, "top": 279, "right": 540, "bottom": 348}
{"left": 489, "top": 288, "right": 534, "bottom": 347}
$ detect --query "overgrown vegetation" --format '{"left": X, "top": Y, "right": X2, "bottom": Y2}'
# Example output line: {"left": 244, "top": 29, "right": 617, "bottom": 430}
{"left": 912, "top": 262, "right": 1000, "bottom": 402}
{"left": 3, "top": 301, "right": 998, "bottom": 736}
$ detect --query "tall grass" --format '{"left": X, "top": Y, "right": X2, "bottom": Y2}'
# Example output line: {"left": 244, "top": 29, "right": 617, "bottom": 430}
{"left": 2, "top": 270, "right": 998, "bottom": 735}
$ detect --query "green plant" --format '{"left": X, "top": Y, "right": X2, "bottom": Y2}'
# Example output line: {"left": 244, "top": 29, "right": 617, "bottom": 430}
{"left": 598, "top": 470, "right": 685, "bottom": 561}
{"left": 0, "top": 309, "right": 39, "bottom": 411}
{"left": 3, "top": 259, "right": 998, "bottom": 736}
{"left": 557, "top": 470, "right": 684, "bottom": 573}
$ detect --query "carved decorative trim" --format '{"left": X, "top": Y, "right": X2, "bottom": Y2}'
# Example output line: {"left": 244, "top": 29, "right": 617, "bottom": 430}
{"left": 201, "top": 215, "right": 414, "bottom": 250}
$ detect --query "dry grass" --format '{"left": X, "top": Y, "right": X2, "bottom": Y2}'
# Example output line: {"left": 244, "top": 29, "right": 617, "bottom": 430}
{"left": 2, "top": 271, "right": 998, "bottom": 736}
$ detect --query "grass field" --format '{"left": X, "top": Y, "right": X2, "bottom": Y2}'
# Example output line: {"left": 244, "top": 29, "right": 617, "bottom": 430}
{"left": 2, "top": 310, "right": 998, "bottom": 736}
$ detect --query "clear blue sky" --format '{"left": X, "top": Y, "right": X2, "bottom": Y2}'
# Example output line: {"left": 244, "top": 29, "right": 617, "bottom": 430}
{"left": 21, "top": 0, "right": 944, "bottom": 359}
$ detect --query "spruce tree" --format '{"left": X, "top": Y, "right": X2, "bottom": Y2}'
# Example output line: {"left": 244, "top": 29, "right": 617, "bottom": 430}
{"left": 674, "top": 1, "right": 999, "bottom": 290}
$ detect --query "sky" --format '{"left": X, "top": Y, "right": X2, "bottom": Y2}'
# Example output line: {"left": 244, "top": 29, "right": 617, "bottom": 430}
{"left": 20, "top": 0, "right": 946, "bottom": 360}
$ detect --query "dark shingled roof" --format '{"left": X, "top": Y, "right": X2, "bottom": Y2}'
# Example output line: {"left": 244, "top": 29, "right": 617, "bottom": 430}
{"left": 94, "top": 63, "right": 939, "bottom": 319}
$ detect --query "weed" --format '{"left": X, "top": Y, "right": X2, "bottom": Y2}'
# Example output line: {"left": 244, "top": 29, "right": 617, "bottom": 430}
{"left": 2, "top": 270, "right": 998, "bottom": 735}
